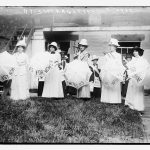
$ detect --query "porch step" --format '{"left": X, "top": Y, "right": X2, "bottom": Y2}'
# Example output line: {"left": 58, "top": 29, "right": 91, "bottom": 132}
{"left": 30, "top": 93, "right": 37, "bottom": 97}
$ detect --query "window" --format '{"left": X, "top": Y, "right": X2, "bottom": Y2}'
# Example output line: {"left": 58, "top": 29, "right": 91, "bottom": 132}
{"left": 116, "top": 41, "right": 141, "bottom": 58}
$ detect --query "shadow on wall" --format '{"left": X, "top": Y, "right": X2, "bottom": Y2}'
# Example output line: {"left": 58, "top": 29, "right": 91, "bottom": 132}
{"left": 0, "top": 15, "right": 33, "bottom": 38}
{"left": 0, "top": 38, "right": 9, "bottom": 52}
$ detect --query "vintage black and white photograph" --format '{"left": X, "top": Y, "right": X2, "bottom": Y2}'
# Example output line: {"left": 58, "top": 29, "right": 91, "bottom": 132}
{"left": 0, "top": 4, "right": 150, "bottom": 144}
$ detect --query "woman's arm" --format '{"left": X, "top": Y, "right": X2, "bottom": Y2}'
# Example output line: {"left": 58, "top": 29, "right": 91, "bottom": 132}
{"left": 82, "top": 53, "right": 89, "bottom": 62}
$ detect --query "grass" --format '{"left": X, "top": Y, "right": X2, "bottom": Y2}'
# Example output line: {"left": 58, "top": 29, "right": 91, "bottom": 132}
{"left": 0, "top": 96, "right": 146, "bottom": 143}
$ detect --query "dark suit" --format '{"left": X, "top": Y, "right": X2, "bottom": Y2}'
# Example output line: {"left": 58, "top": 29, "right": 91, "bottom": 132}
{"left": 89, "top": 65, "right": 101, "bottom": 98}
{"left": 0, "top": 80, "right": 12, "bottom": 98}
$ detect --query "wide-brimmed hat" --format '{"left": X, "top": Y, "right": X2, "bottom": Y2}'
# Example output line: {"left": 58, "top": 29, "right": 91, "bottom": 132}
{"left": 91, "top": 55, "right": 99, "bottom": 61}
{"left": 48, "top": 42, "right": 58, "bottom": 50}
{"left": 79, "top": 39, "right": 88, "bottom": 47}
{"left": 16, "top": 38, "right": 26, "bottom": 47}
{"left": 132, "top": 46, "right": 144, "bottom": 56}
{"left": 109, "top": 38, "right": 120, "bottom": 47}
{"left": 62, "top": 55, "right": 68, "bottom": 60}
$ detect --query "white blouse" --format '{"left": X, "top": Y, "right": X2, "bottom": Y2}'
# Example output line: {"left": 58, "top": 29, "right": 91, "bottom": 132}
{"left": 14, "top": 52, "right": 29, "bottom": 75}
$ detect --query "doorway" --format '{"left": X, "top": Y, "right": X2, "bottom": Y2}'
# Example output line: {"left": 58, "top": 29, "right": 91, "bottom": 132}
{"left": 43, "top": 31, "right": 78, "bottom": 62}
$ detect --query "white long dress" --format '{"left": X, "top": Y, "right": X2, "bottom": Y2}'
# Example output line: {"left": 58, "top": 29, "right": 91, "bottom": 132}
{"left": 11, "top": 52, "right": 30, "bottom": 100}
{"left": 42, "top": 53, "right": 64, "bottom": 98}
{"left": 125, "top": 56, "right": 149, "bottom": 111}
{"left": 100, "top": 51, "right": 124, "bottom": 103}
{"left": 76, "top": 50, "right": 91, "bottom": 98}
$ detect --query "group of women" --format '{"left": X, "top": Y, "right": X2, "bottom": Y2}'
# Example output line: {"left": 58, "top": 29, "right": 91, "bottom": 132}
{"left": 1, "top": 37, "right": 150, "bottom": 114}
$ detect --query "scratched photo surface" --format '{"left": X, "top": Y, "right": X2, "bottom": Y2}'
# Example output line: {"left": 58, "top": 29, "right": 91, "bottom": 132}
{"left": 0, "top": 6, "right": 150, "bottom": 143}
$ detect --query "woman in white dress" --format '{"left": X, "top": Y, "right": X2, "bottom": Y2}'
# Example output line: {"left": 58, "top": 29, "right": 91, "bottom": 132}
{"left": 11, "top": 40, "right": 30, "bottom": 100}
{"left": 100, "top": 38, "right": 125, "bottom": 103}
{"left": 74, "top": 39, "right": 91, "bottom": 99}
{"left": 125, "top": 47, "right": 149, "bottom": 113}
{"left": 42, "top": 42, "right": 64, "bottom": 98}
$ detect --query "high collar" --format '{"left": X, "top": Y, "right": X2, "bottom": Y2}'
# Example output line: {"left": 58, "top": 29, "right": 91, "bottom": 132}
{"left": 16, "top": 52, "right": 24, "bottom": 55}
{"left": 93, "top": 64, "right": 98, "bottom": 66}
{"left": 134, "top": 56, "right": 141, "bottom": 59}
{"left": 80, "top": 50, "right": 86, "bottom": 54}
{"left": 51, "top": 51, "right": 55, "bottom": 54}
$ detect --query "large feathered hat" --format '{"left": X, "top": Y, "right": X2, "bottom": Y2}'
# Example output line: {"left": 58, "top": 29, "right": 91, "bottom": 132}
{"left": 91, "top": 55, "right": 99, "bottom": 61}
{"left": 48, "top": 42, "right": 58, "bottom": 50}
{"left": 108, "top": 38, "right": 120, "bottom": 47}
{"left": 79, "top": 39, "right": 88, "bottom": 46}
{"left": 16, "top": 36, "right": 26, "bottom": 47}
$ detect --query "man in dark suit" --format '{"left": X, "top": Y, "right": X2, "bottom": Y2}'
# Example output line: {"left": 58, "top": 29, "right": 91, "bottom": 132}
{"left": 0, "top": 79, "right": 12, "bottom": 99}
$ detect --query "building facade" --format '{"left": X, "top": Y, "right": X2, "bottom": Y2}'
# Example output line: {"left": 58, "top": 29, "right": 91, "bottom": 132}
{"left": 1, "top": 6, "right": 150, "bottom": 89}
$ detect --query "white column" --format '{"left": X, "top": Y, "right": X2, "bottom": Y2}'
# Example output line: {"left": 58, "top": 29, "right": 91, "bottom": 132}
{"left": 31, "top": 29, "right": 45, "bottom": 56}
{"left": 141, "top": 34, "right": 150, "bottom": 89}
{"left": 68, "top": 41, "right": 75, "bottom": 62}
{"left": 143, "top": 49, "right": 150, "bottom": 89}
{"left": 29, "top": 29, "right": 45, "bottom": 89}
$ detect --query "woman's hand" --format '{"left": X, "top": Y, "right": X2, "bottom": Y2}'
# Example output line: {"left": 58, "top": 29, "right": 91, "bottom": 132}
{"left": 18, "top": 61, "right": 25, "bottom": 66}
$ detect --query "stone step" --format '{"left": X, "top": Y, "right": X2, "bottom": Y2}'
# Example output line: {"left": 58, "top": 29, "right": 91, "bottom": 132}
{"left": 142, "top": 116, "right": 150, "bottom": 119}
{"left": 145, "top": 108, "right": 150, "bottom": 110}
{"left": 144, "top": 101, "right": 150, "bottom": 102}
{"left": 144, "top": 110, "right": 150, "bottom": 112}
{"left": 144, "top": 99, "right": 150, "bottom": 102}
{"left": 30, "top": 93, "right": 37, "bottom": 97}
{"left": 143, "top": 112, "right": 150, "bottom": 115}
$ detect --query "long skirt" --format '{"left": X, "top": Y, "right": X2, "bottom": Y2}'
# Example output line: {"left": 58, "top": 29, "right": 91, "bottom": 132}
{"left": 125, "top": 78, "right": 144, "bottom": 111}
{"left": 77, "top": 84, "right": 90, "bottom": 98}
{"left": 91, "top": 87, "right": 101, "bottom": 98}
{"left": 38, "top": 81, "right": 44, "bottom": 96}
{"left": 121, "top": 81, "right": 129, "bottom": 97}
{"left": 66, "top": 86, "right": 77, "bottom": 96}
{"left": 42, "top": 67, "right": 64, "bottom": 98}
{"left": 101, "top": 82, "right": 121, "bottom": 103}
{"left": 11, "top": 74, "right": 30, "bottom": 100}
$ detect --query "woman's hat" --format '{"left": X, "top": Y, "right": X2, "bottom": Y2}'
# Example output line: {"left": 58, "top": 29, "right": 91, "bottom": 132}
{"left": 91, "top": 55, "right": 99, "bottom": 61}
{"left": 16, "top": 36, "right": 26, "bottom": 47}
{"left": 62, "top": 55, "right": 68, "bottom": 60}
{"left": 48, "top": 42, "right": 58, "bottom": 49}
{"left": 108, "top": 38, "right": 120, "bottom": 47}
{"left": 132, "top": 46, "right": 144, "bottom": 56}
{"left": 79, "top": 39, "right": 88, "bottom": 46}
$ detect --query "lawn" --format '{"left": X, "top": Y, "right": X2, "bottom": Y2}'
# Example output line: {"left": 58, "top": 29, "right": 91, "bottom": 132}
{"left": 0, "top": 96, "right": 146, "bottom": 143}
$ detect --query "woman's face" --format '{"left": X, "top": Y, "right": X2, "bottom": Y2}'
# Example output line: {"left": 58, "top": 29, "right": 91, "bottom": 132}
{"left": 133, "top": 50, "right": 139, "bottom": 57}
{"left": 79, "top": 45, "right": 86, "bottom": 52}
{"left": 49, "top": 46, "right": 55, "bottom": 53}
{"left": 92, "top": 59, "right": 98, "bottom": 65}
{"left": 17, "top": 46, "right": 24, "bottom": 53}
{"left": 109, "top": 45, "right": 117, "bottom": 52}
{"left": 127, "top": 57, "right": 132, "bottom": 62}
